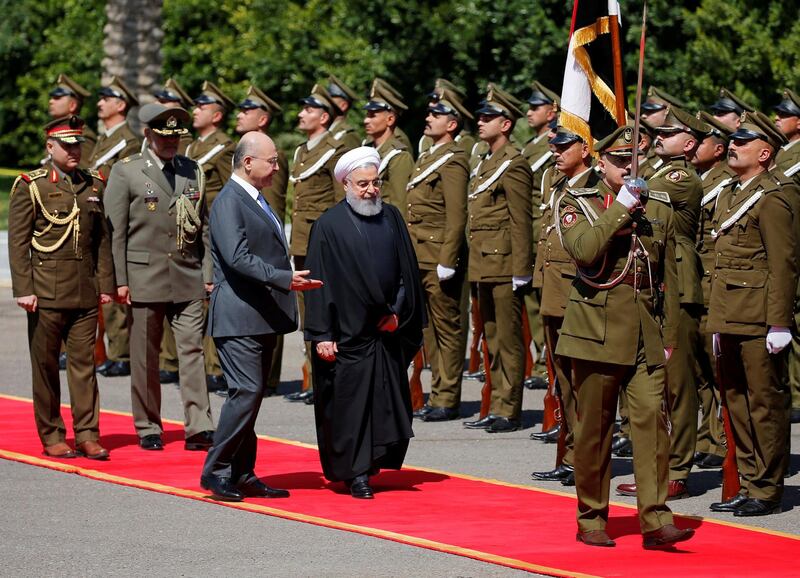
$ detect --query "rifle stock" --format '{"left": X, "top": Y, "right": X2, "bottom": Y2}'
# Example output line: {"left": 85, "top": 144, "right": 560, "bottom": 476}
{"left": 94, "top": 302, "right": 108, "bottom": 366}
{"left": 467, "top": 295, "right": 483, "bottom": 374}
{"left": 522, "top": 308, "right": 534, "bottom": 378}
{"left": 716, "top": 350, "right": 741, "bottom": 501}
{"left": 409, "top": 348, "right": 426, "bottom": 411}
{"left": 479, "top": 335, "right": 492, "bottom": 418}
{"left": 541, "top": 346, "right": 558, "bottom": 432}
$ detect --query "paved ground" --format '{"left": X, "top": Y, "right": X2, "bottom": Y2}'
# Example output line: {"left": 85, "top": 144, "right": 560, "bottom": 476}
{"left": 0, "top": 274, "right": 797, "bottom": 576}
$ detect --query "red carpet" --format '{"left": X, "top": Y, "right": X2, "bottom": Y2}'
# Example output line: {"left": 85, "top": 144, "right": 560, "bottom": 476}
{"left": 1, "top": 394, "right": 798, "bottom": 577}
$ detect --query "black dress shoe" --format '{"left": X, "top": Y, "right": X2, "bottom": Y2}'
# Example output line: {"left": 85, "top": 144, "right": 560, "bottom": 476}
{"left": 159, "top": 370, "right": 179, "bottom": 384}
{"left": 284, "top": 390, "right": 314, "bottom": 403}
{"left": 185, "top": 430, "right": 214, "bottom": 451}
{"left": 58, "top": 352, "right": 67, "bottom": 370}
{"left": 531, "top": 463, "right": 574, "bottom": 481}
{"left": 530, "top": 424, "right": 561, "bottom": 443}
{"left": 422, "top": 406, "right": 460, "bottom": 422}
{"left": 350, "top": 474, "right": 374, "bottom": 499}
{"left": 693, "top": 451, "right": 709, "bottom": 463}
{"left": 523, "top": 375, "right": 548, "bottom": 390}
{"left": 561, "top": 471, "right": 575, "bottom": 486}
{"left": 709, "top": 492, "right": 749, "bottom": 512}
{"left": 206, "top": 374, "right": 227, "bottom": 393}
{"left": 303, "top": 391, "right": 315, "bottom": 405}
{"left": 462, "top": 369, "right": 485, "bottom": 381}
{"left": 201, "top": 474, "right": 244, "bottom": 502}
{"left": 413, "top": 404, "right": 433, "bottom": 419}
{"left": 139, "top": 434, "right": 163, "bottom": 451}
{"left": 611, "top": 436, "right": 632, "bottom": 457}
{"left": 95, "top": 360, "right": 112, "bottom": 374}
{"left": 238, "top": 478, "right": 290, "bottom": 498}
{"left": 463, "top": 414, "right": 497, "bottom": 429}
{"left": 487, "top": 417, "right": 522, "bottom": 433}
{"left": 733, "top": 498, "right": 782, "bottom": 517}
{"left": 98, "top": 360, "right": 131, "bottom": 377}
{"left": 696, "top": 453, "right": 725, "bottom": 469}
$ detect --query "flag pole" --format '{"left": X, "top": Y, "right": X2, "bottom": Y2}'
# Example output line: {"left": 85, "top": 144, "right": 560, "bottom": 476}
{"left": 608, "top": 1, "right": 626, "bottom": 127}
{"left": 630, "top": 0, "right": 648, "bottom": 179}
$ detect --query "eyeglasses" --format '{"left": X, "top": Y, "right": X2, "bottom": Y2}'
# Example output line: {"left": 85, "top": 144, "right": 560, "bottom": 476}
{"left": 348, "top": 178, "right": 383, "bottom": 190}
{"left": 251, "top": 156, "right": 280, "bottom": 166}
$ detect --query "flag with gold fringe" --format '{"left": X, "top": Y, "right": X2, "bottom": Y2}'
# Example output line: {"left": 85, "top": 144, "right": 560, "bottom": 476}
{"left": 560, "top": 0, "right": 626, "bottom": 149}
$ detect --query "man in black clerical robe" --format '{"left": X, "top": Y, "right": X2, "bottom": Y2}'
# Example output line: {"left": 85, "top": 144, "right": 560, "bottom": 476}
{"left": 304, "top": 147, "right": 425, "bottom": 499}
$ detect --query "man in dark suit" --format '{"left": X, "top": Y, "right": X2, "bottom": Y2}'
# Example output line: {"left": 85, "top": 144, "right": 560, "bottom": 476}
{"left": 200, "top": 131, "right": 322, "bottom": 501}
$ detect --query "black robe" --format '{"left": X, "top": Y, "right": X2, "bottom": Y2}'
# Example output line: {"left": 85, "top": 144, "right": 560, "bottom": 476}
{"left": 304, "top": 200, "right": 425, "bottom": 482}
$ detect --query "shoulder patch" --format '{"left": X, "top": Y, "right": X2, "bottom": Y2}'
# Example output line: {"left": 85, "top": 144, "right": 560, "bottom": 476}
{"left": 648, "top": 190, "right": 671, "bottom": 204}
{"left": 567, "top": 187, "right": 599, "bottom": 197}
{"left": 22, "top": 168, "right": 48, "bottom": 182}
{"left": 87, "top": 168, "right": 105, "bottom": 182}
{"left": 666, "top": 169, "right": 688, "bottom": 183}
{"left": 561, "top": 207, "right": 578, "bottom": 229}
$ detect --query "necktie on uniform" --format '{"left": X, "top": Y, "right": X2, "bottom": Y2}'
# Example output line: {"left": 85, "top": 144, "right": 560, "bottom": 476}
{"left": 163, "top": 161, "right": 176, "bottom": 191}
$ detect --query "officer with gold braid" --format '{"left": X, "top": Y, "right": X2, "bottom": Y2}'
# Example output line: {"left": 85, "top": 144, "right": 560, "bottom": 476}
{"left": 8, "top": 116, "right": 115, "bottom": 460}
{"left": 556, "top": 125, "right": 694, "bottom": 549}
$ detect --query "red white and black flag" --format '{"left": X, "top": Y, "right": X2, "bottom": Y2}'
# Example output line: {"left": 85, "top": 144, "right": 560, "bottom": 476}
{"left": 559, "top": 0, "right": 627, "bottom": 149}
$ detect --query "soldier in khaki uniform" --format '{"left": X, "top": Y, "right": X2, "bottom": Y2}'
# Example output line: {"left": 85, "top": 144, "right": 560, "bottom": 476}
{"left": 522, "top": 81, "right": 560, "bottom": 390}
{"left": 639, "top": 88, "right": 688, "bottom": 179}
{"left": 90, "top": 76, "right": 142, "bottom": 379}
{"left": 363, "top": 79, "right": 415, "bottom": 217}
{"left": 153, "top": 78, "right": 194, "bottom": 155}
{"left": 688, "top": 112, "right": 735, "bottom": 468}
{"left": 406, "top": 88, "right": 471, "bottom": 422}
{"left": 773, "top": 89, "right": 800, "bottom": 423}
{"left": 707, "top": 88, "right": 754, "bottom": 132}
{"left": 531, "top": 128, "right": 599, "bottom": 483}
{"left": 556, "top": 125, "right": 693, "bottom": 549}
{"left": 617, "top": 105, "right": 706, "bottom": 500}
{"left": 707, "top": 112, "right": 797, "bottom": 517}
{"left": 284, "top": 84, "right": 347, "bottom": 404}
{"left": 186, "top": 81, "right": 236, "bottom": 392}
{"left": 417, "top": 79, "right": 476, "bottom": 157}
{"left": 105, "top": 104, "right": 215, "bottom": 452}
{"left": 8, "top": 116, "right": 115, "bottom": 459}
{"left": 47, "top": 74, "right": 97, "bottom": 168}
{"left": 462, "top": 85, "right": 533, "bottom": 433}
{"left": 234, "top": 85, "right": 289, "bottom": 397}
{"left": 327, "top": 74, "right": 363, "bottom": 151}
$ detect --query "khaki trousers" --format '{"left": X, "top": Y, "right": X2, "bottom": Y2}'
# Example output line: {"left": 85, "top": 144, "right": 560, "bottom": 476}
{"left": 524, "top": 288, "right": 546, "bottom": 374}
{"left": 696, "top": 310, "right": 726, "bottom": 457}
{"left": 102, "top": 301, "right": 130, "bottom": 362}
{"left": 160, "top": 301, "right": 222, "bottom": 377}
{"left": 28, "top": 307, "right": 101, "bottom": 446}
{"left": 130, "top": 300, "right": 214, "bottom": 438}
{"left": 572, "top": 347, "right": 673, "bottom": 533}
{"left": 477, "top": 282, "right": 524, "bottom": 419}
{"left": 543, "top": 315, "right": 576, "bottom": 466}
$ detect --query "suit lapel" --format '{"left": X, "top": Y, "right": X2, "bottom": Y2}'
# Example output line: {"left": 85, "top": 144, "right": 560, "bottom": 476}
{"left": 232, "top": 181, "right": 287, "bottom": 251}
{"left": 170, "top": 156, "right": 191, "bottom": 209}
{"left": 141, "top": 150, "right": 174, "bottom": 202}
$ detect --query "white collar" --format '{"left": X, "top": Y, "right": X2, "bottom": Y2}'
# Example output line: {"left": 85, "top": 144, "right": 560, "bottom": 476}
{"left": 568, "top": 166, "right": 593, "bottom": 186}
{"left": 736, "top": 174, "right": 759, "bottom": 192}
{"left": 231, "top": 173, "right": 261, "bottom": 201}
{"left": 103, "top": 120, "right": 126, "bottom": 137}
{"left": 783, "top": 138, "right": 800, "bottom": 151}
{"left": 306, "top": 131, "right": 328, "bottom": 151}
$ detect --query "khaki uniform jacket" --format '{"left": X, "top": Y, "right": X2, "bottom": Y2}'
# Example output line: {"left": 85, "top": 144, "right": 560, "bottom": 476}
{"left": 418, "top": 131, "right": 476, "bottom": 158}
{"left": 775, "top": 139, "right": 800, "bottom": 181}
{"left": 555, "top": 184, "right": 679, "bottom": 367}
{"left": 8, "top": 163, "right": 115, "bottom": 308}
{"left": 186, "top": 129, "right": 235, "bottom": 208}
{"left": 467, "top": 142, "right": 533, "bottom": 282}
{"left": 638, "top": 149, "right": 664, "bottom": 180}
{"left": 521, "top": 132, "right": 555, "bottom": 197}
{"left": 406, "top": 141, "right": 470, "bottom": 271}
{"left": 87, "top": 121, "right": 141, "bottom": 179}
{"left": 375, "top": 136, "right": 414, "bottom": 218}
{"left": 104, "top": 149, "right": 211, "bottom": 303}
{"left": 648, "top": 157, "right": 704, "bottom": 305}
{"left": 329, "top": 117, "right": 362, "bottom": 151}
{"left": 707, "top": 171, "right": 799, "bottom": 336}
{"left": 290, "top": 132, "right": 346, "bottom": 257}
{"left": 263, "top": 148, "right": 289, "bottom": 223}
{"left": 534, "top": 166, "right": 600, "bottom": 317}
{"left": 697, "top": 161, "right": 737, "bottom": 307}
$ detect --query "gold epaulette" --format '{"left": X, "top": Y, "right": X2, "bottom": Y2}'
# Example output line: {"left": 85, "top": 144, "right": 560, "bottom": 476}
{"left": 87, "top": 168, "right": 105, "bottom": 182}
{"left": 567, "top": 187, "right": 599, "bottom": 197}
{"left": 648, "top": 190, "right": 671, "bottom": 204}
{"left": 10, "top": 168, "right": 47, "bottom": 197}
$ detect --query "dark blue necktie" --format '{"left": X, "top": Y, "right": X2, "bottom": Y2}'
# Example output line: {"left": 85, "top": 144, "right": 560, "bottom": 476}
{"left": 256, "top": 194, "right": 283, "bottom": 234}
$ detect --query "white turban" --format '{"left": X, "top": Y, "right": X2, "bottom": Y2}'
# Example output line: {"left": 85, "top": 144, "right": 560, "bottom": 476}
{"left": 334, "top": 146, "right": 381, "bottom": 183}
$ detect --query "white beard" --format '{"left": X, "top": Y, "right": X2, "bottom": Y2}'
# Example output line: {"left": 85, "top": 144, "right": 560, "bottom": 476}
{"left": 346, "top": 189, "right": 383, "bottom": 216}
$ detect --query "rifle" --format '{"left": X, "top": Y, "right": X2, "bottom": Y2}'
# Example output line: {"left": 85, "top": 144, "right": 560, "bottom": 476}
{"left": 409, "top": 347, "right": 426, "bottom": 411}
{"left": 479, "top": 333, "right": 493, "bottom": 418}
{"left": 522, "top": 308, "right": 534, "bottom": 379}
{"left": 94, "top": 303, "right": 108, "bottom": 366}
{"left": 540, "top": 345, "right": 559, "bottom": 432}
{"left": 715, "top": 345, "right": 741, "bottom": 501}
{"left": 466, "top": 291, "right": 484, "bottom": 375}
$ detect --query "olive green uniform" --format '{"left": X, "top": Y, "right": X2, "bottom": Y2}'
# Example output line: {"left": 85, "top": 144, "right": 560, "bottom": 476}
{"left": 556, "top": 184, "right": 679, "bottom": 534}
{"left": 407, "top": 141, "right": 470, "bottom": 409}
{"left": 329, "top": 117, "right": 362, "bottom": 151}
{"left": 522, "top": 132, "right": 557, "bottom": 375}
{"left": 648, "top": 158, "right": 704, "bottom": 482}
{"left": 707, "top": 171, "right": 798, "bottom": 503}
{"left": 533, "top": 165, "right": 599, "bottom": 465}
{"left": 104, "top": 150, "right": 215, "bottom": 439}
{"left": 88, "top": 121, "right": 142, "bottom": 367}
{"left": 467, "top": 142, "right": 533, "bottom": 419}
{"left": 8, "top": 164, "right": 115, "bottom": 446}
{"left": 695, "top": 161, "right": 736, "bottom": 459}
{"left": 375, "top": 136, "right": 414, "bottom": 218}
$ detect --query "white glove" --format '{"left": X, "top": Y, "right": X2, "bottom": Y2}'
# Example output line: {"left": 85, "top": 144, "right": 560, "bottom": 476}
{"left": 512, "top": 276, "right": 532, "bottom": 291}
{"left": 437, "top": 264, "right": 456, "bottom": 281}
{"left": 712, "top": 333, "right": 721, "bottom": 357}
{"left": 617, "top": 177, "right": 648, "bottom": 210}
{"left": 766, "top": 326, "right": 792, "bottom": 354}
